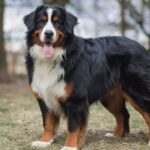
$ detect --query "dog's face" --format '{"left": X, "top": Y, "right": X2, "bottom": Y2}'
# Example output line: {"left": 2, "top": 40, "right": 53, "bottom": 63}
{"left": 24, "top": 5, "right": 77, "bottom": 58}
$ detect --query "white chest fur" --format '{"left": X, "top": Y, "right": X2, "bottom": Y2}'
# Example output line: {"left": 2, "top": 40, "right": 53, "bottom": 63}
{"left": 31, "top": 45, "right": 66, "bottom": 115}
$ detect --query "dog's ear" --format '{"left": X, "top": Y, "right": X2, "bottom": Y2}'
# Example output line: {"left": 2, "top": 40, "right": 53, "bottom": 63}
{"left": 64, "top": 10, "right": 78, "bottom": 34}
{"left": 24, "top": 10, "right": 36, "bottom": 31}
{"left": 23, "top": 5, "right": 44, "bottom": 31}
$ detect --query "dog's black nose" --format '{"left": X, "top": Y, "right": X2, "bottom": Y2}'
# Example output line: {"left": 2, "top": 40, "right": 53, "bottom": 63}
{"left": 44, "top": 30, "right": 54, "bottom": 39}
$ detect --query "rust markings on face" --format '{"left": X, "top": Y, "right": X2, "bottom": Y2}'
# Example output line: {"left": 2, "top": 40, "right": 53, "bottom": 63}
{"left": 54, "top": 29, "right": 65, "bottom": 48}
{"left": 33, "top": 29, "right": 44, "bottom": 47}
{"left": 32, "top": 28, "right": 64, "bottom": 48}
{"left": 32, "top": 12, "right": 64, "bottom": 48}
{"left": 52, "top": 16, "right": 59, "bottom": 22}
{"left": 41, "top": 16, "right": 47, "bottom": 22}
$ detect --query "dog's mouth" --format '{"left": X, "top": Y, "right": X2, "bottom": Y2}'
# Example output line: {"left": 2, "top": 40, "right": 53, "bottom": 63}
{"left": 42, "top": 35, "right": 64, "bottom": 58}
{"left": 42, "top": 41, "right": 54, "bottom": 58}
{"left": 33, "top": 31, "right": 64, "bottom": 58}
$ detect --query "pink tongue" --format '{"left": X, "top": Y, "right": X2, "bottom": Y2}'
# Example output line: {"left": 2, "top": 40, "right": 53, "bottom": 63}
{"left": 42, "top": 44, "right": 54, "bottom": 58}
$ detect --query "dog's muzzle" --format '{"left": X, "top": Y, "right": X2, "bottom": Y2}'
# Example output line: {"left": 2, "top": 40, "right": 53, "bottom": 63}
{"left": 44, "top": 30, "right": 54, "bottom": 43}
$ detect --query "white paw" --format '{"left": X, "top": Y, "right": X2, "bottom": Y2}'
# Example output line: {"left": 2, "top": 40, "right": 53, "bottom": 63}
{"left": 104, "top": 132, "right": 114, "bottom": 137}
{"left": 60, "top": 146, "right": 78, "bottom": 150}
{"left": 148, "top": 141, "right": 150, "bottom": 146}
{"left": 31, "top": 139, "right": 53, "bottom": 148}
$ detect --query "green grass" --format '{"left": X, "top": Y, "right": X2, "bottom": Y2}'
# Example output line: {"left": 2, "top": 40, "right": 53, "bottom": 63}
{"left": 0, "top": 83, "right": 149, "bottom": 150}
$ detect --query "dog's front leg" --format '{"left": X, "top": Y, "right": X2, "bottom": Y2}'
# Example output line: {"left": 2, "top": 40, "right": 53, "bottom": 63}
{"left": 61, "top": 98, "right": 89, "bottom": 150}
{"left": 32, "top": 98, "right": 60, "bottom": 148}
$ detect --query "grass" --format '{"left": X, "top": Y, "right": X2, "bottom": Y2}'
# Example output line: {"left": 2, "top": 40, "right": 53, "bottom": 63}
{"left": 0, "top": 82, "right": 149, "bottom": 150}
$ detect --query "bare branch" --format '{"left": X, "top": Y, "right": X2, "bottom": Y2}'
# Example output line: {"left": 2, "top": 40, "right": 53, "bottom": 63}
{"left": 126, "top": 0, "right": 150, "bottom": 38}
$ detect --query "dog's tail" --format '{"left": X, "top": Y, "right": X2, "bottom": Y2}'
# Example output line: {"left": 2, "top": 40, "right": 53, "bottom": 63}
{"left": 122, "top": 55, "right": 150, "bottom": 114}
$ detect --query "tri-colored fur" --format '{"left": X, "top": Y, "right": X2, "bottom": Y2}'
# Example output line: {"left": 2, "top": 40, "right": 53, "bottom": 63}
{"left": 24, "top": 5, "right": 150, "bottom": 150}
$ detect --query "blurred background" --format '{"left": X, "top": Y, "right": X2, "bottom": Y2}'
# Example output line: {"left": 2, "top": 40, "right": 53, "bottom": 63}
{"left": 0, "top": 0, "right": 150, "bottom": 83}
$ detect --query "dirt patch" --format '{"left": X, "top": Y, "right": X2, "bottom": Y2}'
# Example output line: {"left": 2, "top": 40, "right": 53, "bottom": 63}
{"left": 0, "top": 82, "right": 149, "bottom": 150}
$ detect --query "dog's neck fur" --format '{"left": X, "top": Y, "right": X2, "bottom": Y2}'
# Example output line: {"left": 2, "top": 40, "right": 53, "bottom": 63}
{"left": 30, "top": 45, "right": 66, "bottom": 114}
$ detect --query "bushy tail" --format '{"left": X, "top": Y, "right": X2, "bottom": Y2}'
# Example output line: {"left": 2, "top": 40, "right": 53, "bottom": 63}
{"left": 122, "top": 56, "right": 150, "bottom": 114}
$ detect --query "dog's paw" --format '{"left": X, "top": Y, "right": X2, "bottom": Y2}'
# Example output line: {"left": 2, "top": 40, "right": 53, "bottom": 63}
{"left": 148, "top": 141, "right": 150, "bottom": 146}
{"left": 60, "top": 146, "right": 78, "bottom": 150}
{"left": 104, "top": 132, "right": 114, "bottom": 137}
{"left": 31, "top": 139, "right": 53, "bottom": 148}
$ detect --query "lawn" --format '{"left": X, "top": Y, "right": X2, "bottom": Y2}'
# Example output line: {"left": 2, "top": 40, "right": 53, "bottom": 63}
{"left": 0, "top": 82, "right": 149, "bottom": 150}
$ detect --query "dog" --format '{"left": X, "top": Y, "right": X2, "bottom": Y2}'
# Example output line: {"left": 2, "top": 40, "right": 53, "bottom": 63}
{"left": 24, "top": 4, "right": 150, "bottom": 150}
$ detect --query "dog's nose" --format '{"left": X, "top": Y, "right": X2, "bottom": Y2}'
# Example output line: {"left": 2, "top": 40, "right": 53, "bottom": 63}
{"left": 44, "top": 30, "right": 54, "bottom": 39}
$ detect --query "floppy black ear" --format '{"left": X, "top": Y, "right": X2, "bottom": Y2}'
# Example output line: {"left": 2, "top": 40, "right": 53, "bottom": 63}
{"left": 65, "top": 10, "right": 78, "bottom": 34}
{"left": 24, "top": 10, "right": 36, "bottom": 31}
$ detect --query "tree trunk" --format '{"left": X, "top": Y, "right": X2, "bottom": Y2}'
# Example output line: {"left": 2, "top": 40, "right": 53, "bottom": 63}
{"left": 120, "top": 0, "right": 126, "bottom": 36}
{"left": 148, "top": 37, "right": 150, "bottom": 51}
{"left": 0, "top": 0, "right": 9, "bottom": 82}
{"left": 44, "top": 0, "right": 69, "bottom": 6}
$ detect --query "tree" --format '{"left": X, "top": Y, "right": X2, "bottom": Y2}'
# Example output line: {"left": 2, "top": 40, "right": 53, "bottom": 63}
{"left": 117, "top": 0, "right": 150, "bottom": 49}
{"left": 119, "top": 0, "right": 126, "bottom": 36}
{"left": 44, "top": 0, "right": 70, "bottom": 6}
{"left": 0, "top": 0, "right": 8, "bottom": 82}
{"left": 126, "top": 0, "right": 150, "bottom": 50}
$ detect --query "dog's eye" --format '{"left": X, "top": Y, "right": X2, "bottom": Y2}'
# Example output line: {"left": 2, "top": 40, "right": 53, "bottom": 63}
{"left": 52, "top": 16, "right": 60, "bottom": 24}
{"left": 41, "top": 16, "right": 47, "bottom": 22}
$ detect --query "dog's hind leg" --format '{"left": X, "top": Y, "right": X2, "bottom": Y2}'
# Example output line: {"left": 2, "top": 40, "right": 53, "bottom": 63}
{"left": 101, "top": 85, "right": 130, "bottom": 137}
{"left": 123, "top": 93, "right": 150, "bottom": 146}
{"left": 122, "top": 54, "right": 150, "bottom": 145}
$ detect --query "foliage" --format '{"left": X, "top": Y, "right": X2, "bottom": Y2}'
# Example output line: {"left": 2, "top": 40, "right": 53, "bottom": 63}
{"left": 44, "top": 0, "right": 70, "bottom": 6}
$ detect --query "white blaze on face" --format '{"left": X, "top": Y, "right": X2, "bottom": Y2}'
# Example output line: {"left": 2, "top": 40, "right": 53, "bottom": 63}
{"left": 40, "top": 8, "right": 57, "bottom": 43}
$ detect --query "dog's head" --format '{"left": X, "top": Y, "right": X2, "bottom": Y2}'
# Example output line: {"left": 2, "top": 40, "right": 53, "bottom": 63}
{"left": 24, "top": 5, "right": 77, "bottom": 58}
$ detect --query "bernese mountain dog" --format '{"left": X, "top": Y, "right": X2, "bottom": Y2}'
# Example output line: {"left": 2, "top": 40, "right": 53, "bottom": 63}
{"left": 24, "top": 4, "right": 150, "bottom": 150}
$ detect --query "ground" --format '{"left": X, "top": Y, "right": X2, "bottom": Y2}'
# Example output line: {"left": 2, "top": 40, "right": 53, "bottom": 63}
{"left": 0, "top": 82, "right": 149, "bottom": 150}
